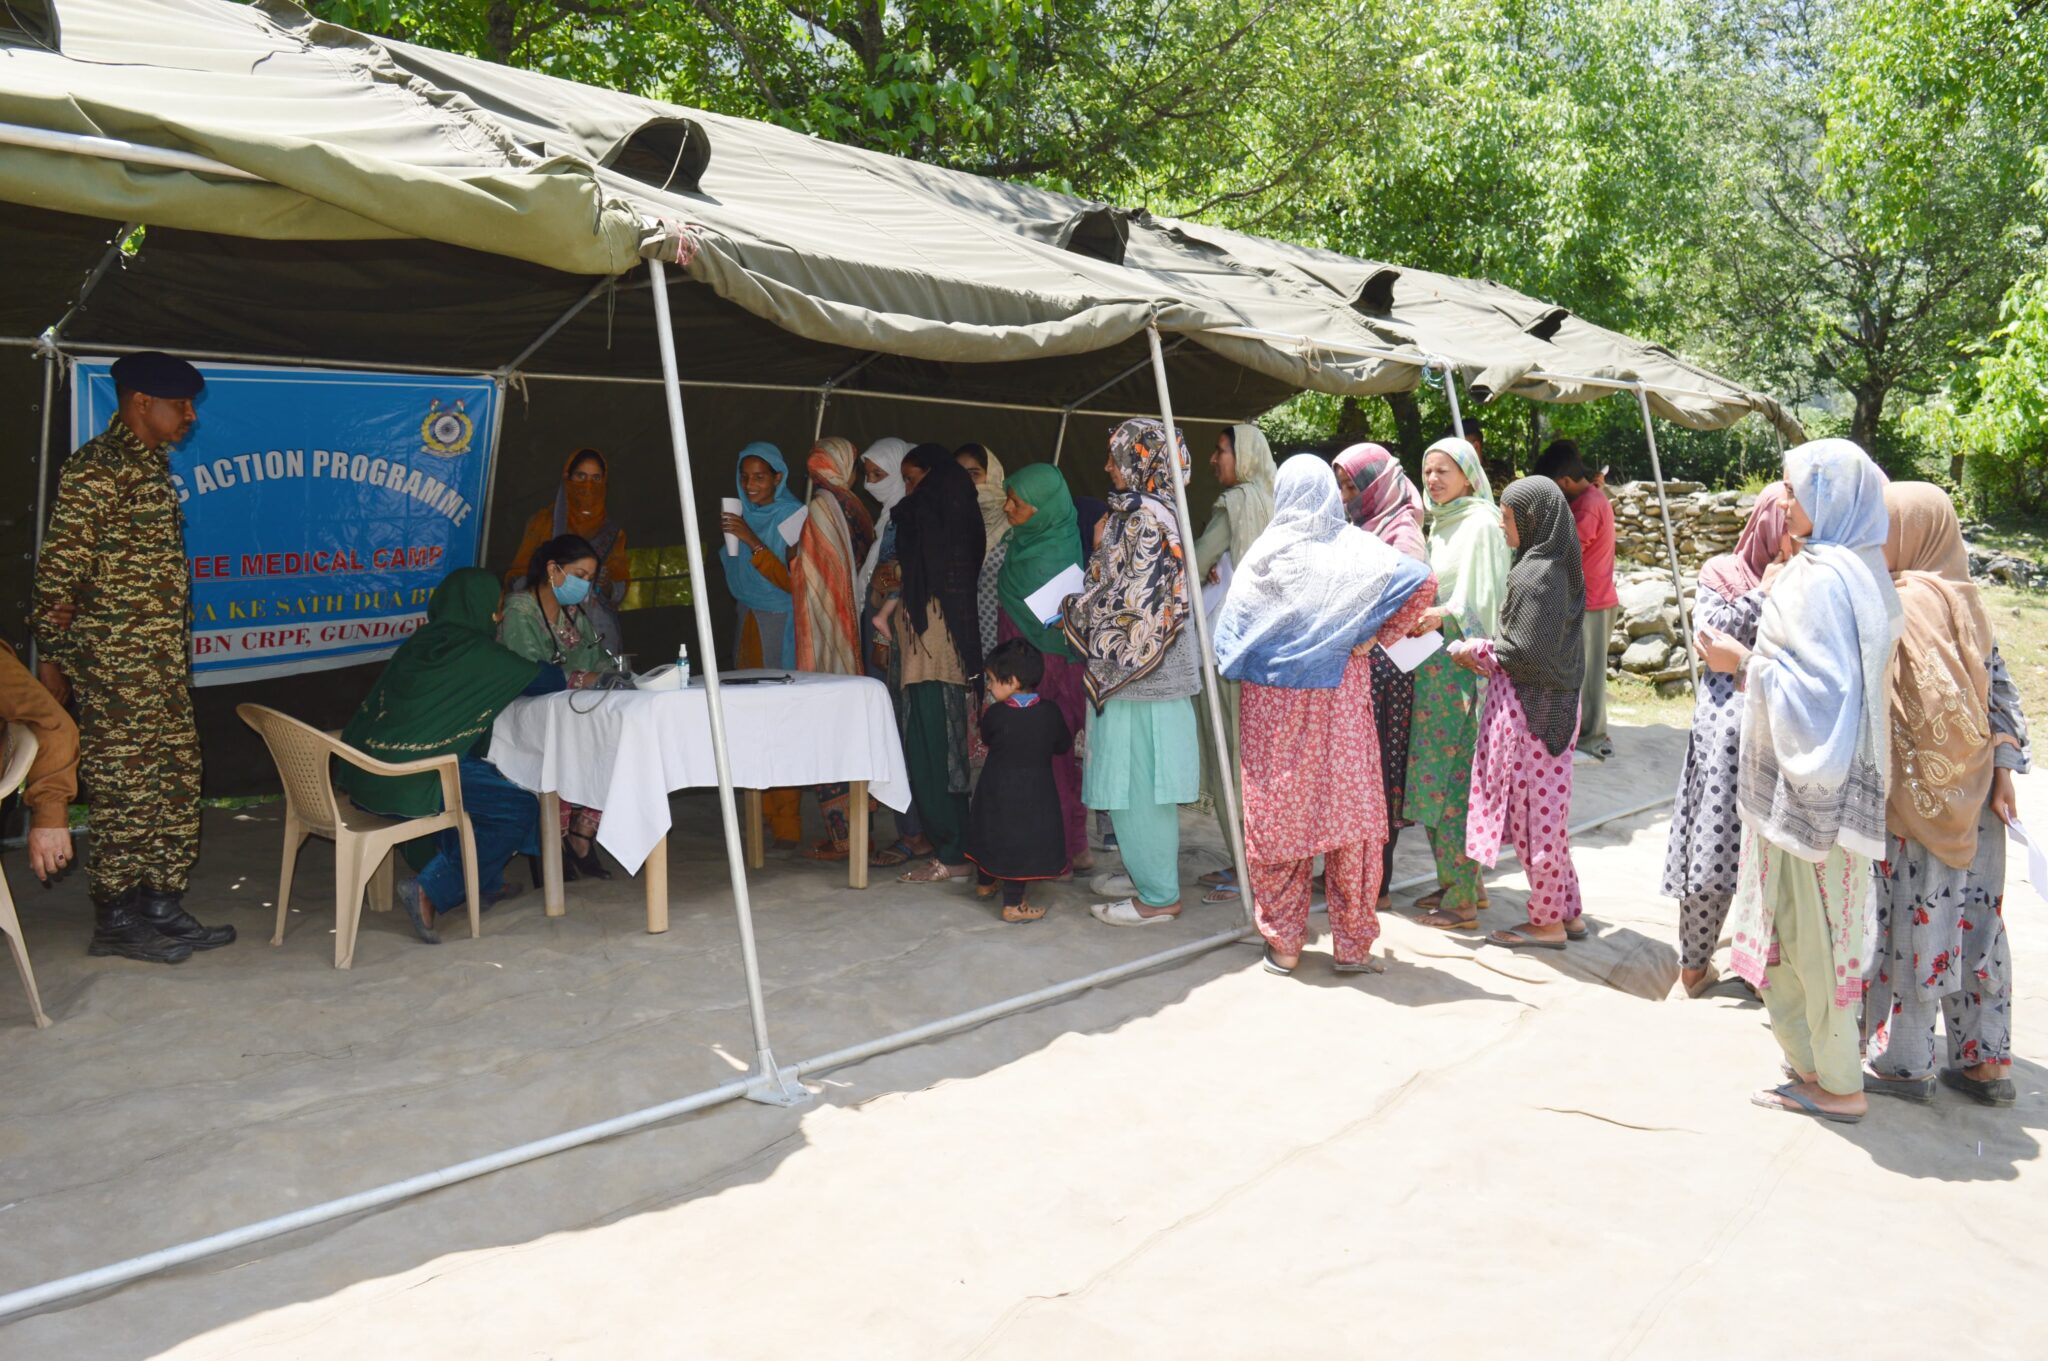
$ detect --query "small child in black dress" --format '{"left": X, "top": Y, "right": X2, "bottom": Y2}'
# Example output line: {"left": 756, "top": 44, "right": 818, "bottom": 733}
{"left": 966, "top": 638, "right": 1073, "bottom": 922}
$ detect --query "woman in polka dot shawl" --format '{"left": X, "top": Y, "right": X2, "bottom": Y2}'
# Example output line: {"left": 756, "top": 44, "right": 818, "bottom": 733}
{"left": 1445, "top": 475, "right": 1587, "bottom": 949}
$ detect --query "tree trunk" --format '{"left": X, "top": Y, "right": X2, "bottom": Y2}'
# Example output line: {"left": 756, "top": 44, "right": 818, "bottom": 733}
{"left": 1336, "top": 396, "right": 1372, "bottom": 439}
{"left": 486, "top": 2, "right": 516, "bottom": 62}
{"left": 1850, "top": 381, "right": 1887, "bottom": 454}
{"left": 1385, "top": 390, "right": 1423, "bottom": 477}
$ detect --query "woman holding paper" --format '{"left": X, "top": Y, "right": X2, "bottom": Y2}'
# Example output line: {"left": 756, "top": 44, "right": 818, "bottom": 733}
{"left": 1695, "top": 439, "right": 1901, "bottom": 1125}
{"left": 1216, "top": 455, "right": 1435, "bottom": 974}
{"left": 994, "top": 463, "right": 1092, "bottom": 869}
{"left": 888, "top": 444, "right": 985, "bottom": 881}
{"left": 1861, "top": 482, "right": 2029, "bottom": 1107}
{"left": 719, "top": 441, "right": 805, "bottom": 846}
{"left": 1068, "top": 419, "right": 1202, "bottom": 925}
{"left": 1661, "top": 484, "right": 1791, "bottom": 997}
{"left": 1446, "top": 476, "right": 1587, "bottom": 951}
{"left": 1334, "top": 442, "right": 1429, "bottom": 904}
{"left": 1190, "top": 423, "right": 1277, "bottom": 903}
{"left": 1407, "top": 437, "right": 1510, "bottom": 932}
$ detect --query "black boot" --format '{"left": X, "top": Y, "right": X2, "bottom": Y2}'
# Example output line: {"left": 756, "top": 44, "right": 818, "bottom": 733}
{"left": 88, "top": 890, "right": 194, "bottom": 964}
{"left": 134, "top": 886, "right": 237, "bottom": 950}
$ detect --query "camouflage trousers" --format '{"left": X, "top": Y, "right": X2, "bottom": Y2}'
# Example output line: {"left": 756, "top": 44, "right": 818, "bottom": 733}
{"left": 75, "top": 667, "right": 202, "bottom": 900}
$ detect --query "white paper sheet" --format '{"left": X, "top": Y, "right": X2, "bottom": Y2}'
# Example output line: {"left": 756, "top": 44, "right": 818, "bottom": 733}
{"left": 1024, "top": 564, "right": 1086, "bottom": 626}
{"left": 1382, "top": 629, "right": 1443, "bottom": 673}
{"left": 778, "top": 507, "right": 809, "bottom": 547}
{"left": 2007, "top": 818, "right": 2048, "bottom": 908}
{"left": 1201, "top": 551, "right": 1233, "bottom": 617}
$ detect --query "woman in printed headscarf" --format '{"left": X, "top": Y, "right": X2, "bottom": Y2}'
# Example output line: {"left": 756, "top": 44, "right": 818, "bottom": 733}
{"left": 1217, "top": 456, "right": 1435, "bottom": 975}
{"left": 887, "top": 444, "right": 985, "bottom": 882}
{"left": 995, "top": 463, "right": 1093, "bottom": 869}
{"left": 507, "top": 448, "right": 630, "bottom": 652}
{"left": 1067, "top": 419, "right": 1202, "bottom": 925}
{"left": 1188, "top": 423, "right": 1278, "bottom": 903}
{"left": 1335, "top": 442, "right": 1430, "bottom": 904}
{"left": 718, "top": 441, "right": 805, "bottom": 846}
{"left": 1662, "top": 485, "right": 1792, "bottom": 997}
{"left": 1863, "top": 483, "right": 2028, "bottom": 1107}
{"left": 1407, "top": 437, "right": 1511, "bottom": 931}
{"left": 956, "top": 444, "right": 1012, "bottom": 665}
{"left": 1447, "top": 476, "right": 1587, "bottom": 950}
{"left": 792, "top": 435, "right": 893, "bottom": 863}
{"left": 1696, "top": 439, "right": 1902, "bottom": 1125}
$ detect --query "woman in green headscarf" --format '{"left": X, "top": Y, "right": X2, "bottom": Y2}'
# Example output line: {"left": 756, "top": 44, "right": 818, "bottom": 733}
{"left": 1406, "top": 437, "right": 1511, "bottom": 930}
{"left": 994, "top": 463, "right": 1094, "bottom": 868}
{"left": 337, "top": 568, "right": 567, "bottom": 945}
{"left": 1190, "top": 423, "right": 1278, "bottom": 901}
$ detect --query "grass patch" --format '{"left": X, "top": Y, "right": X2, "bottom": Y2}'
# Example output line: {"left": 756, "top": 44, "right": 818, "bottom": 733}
{"left": 1966, "top": 516, "right": 2048, "bottom": 568}
{"left": 1984, "top": 584, "right": 2048, "bottom": 722}
{"left": 1606, "top": 671, "right": 1696, "bottom": 728}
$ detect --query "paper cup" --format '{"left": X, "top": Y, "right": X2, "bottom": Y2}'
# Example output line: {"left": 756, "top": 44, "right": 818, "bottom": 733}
{"left": 721, "top": 497, "right": 742, "bottom": 556}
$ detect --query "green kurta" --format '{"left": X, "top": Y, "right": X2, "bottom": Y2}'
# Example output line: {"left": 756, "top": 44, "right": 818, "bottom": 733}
{"left": 496, "top": 589, "right": 614, "bottom": 675}
{"left": 1403, "top": 618, "right": 1484, "bottom": 910}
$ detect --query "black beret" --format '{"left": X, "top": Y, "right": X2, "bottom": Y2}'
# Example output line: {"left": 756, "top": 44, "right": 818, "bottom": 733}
{"left": 110, "top": 351, "right": 204, "bottom": 399}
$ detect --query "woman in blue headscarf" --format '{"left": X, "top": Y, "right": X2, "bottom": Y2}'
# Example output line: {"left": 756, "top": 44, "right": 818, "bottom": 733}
{"left": 718, "top": 441, "right": 805, "bottom": 842}
{"left": 1696, "top": 438, "right": 1902, "bottom": 1125}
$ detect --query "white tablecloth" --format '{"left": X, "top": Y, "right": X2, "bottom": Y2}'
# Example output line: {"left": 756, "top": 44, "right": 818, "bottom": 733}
{"left": 490, "top": 671, "right": 911, "bottom": 874}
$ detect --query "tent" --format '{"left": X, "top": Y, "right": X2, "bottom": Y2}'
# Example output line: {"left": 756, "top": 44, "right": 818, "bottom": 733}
{"left": 0, "top": 0, "right": 1795, "bottom": 1316}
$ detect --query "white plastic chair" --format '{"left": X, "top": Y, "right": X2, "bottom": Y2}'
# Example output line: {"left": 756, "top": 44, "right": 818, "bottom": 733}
{"left": 237, "top": 704, "right": 481, "bottom": 969}
{"left": 0, "top": 723, "right": 52, "bottom": 1027}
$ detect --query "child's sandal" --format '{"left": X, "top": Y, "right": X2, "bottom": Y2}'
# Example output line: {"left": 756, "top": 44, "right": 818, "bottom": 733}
{"left": 1002, "top": 900, "right": 1047, "bottom": 924}
{"left": 975, "top": 880, "right": 999, "bottom": 899}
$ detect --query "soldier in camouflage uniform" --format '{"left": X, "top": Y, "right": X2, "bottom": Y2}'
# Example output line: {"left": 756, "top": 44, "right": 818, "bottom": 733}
{"left": 35, "top": 351, "right": 234, "bottom": 963}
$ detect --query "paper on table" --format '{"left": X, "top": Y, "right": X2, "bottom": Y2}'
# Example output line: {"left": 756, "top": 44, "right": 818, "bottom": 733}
{"left": 720, "top": 497, "right": 742, "bottom": 556}
{"left": 1382, "top": 629, "right": 1443, "bottom": 673}
{"left": 1201, "top": 551, "right": 1233, "bottom": 617}
{"left": 778, "top": 507, "right": 808, "bottom": 547}
{"left": 1023, "top": 564, "right": 1086, "bottom": 626}
{"left": 2008, "top": 818, "right": 2048, "bottom": 907}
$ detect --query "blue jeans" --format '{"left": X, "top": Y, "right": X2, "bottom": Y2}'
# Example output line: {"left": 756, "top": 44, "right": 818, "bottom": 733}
{"left": 416, "top": 757, "right": 540, "bottom": 912}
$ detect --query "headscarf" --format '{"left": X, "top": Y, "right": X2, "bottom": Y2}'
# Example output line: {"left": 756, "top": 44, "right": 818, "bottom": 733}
{"left": 793, "top": 436, "right": 877, "bottom": 676}
{"left": 1062, "top": 418, "right": 1192, "bottom": 711}
{"left": 894, "top": 443, "right": 986, "bottom": 678}
{"left": 1497, "top": 477, "right": 1587, "bottom": 755}
{"left": 1215, "top": 455, "right": 1432, "bottom": 688}
{"left": 1737, "top": 438, "right": 1902, "bottom": 863}
{"left": 1421, "top": 437, "right": 1509, "bottom": 638}
{"left": 335, "top": 569, "right": 540, "bottom": 818}
{"left": 1214, "top": 423, "right": 1278, "bottom": 566}
{"left": 555, "top": 447, "right": 611, "bottom": 540}
{"left": 963, "top": 445, "right": 1011, "bottom": 556}
{"left": 996, "top": 462, "right": 1082, "bottom": 657}
{"left": 1334, "top": 442, "right": 1426, "bottom": 559}
{"left": 1699, "top": 482, "right": 1792, "bottom": 600}
{"left": 1882, "top": 482, "right": 1996, "bottom": 869}
{"left": 854, "top": 436, "right": 910, "bottom": 602}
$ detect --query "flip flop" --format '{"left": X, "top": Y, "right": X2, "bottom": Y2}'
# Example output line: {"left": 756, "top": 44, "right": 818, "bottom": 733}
{"left": 1683, "top": 966, "right": 1722, "bottom": 999}
{"left": 1416, "top": 909, "right": 1480, "bottom": 933}
{"left": 1941, "top": 1066, "right": 2017, "bottom": 1107}
{"left": 1487, "top": 927, "right": 1567, "bottom": 951}
{"left": 867, "top": 846, "right": 909, "bottom": 868}
{"left": 397, "top": 878, "right": 441, "bottom": 946}
{"left": 1199, "top": 868, "right": 1236, "bottom": 887}
{"left": 1750, "top": 1081, "right": 1863, "bottom": 1124}
{"left": 1261, "top": 946, "right": 1295, "bottom": 975}
{"left": 898, "top": 858, "right": 965, "bottom": 884}
{"left": 1333, "top": 956, "right": 1386, "bottom": 975}
{"left": 1201, "top": 884, "right": 1241, "bottom": 904}
{"left": 804, "top": 838, "right": 851, "bottom": 862}
{"left": 1565, "top": 918, "right": 1589, "bottom": 941}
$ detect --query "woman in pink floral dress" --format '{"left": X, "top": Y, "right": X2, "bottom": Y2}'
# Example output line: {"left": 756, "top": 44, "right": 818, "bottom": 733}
{"left": 1447, "top": 476, "right": 1587, "bottom": 949}
{"left": 1214, "top": 456, "right": 1435, "bottom": 975}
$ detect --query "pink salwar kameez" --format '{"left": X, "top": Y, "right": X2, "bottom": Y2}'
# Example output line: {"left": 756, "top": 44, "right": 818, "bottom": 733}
{"left": 1461, "top": 638, "right": 1583, "bottom": 926}
{"left": 1241, "top": 585, "right": 1435, "bottom": 962}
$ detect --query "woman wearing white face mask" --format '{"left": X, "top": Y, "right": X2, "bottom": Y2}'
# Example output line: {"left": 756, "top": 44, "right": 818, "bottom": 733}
{"left": 498, "top": 532, "right": 620, "bottom": 879}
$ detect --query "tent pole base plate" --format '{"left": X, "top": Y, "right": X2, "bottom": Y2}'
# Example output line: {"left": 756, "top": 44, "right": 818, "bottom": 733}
{"left": 742, "top": 1051, "right": 812, "bottom": 1107}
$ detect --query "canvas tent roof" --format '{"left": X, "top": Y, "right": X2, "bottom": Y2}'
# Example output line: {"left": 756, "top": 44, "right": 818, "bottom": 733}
{"left": 0, "top": 0, "right": 1794, "bottom": 438}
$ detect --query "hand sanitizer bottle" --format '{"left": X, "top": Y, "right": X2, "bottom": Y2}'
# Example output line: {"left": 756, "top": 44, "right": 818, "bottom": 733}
{"left": 676, "top": 642, "right": 690, "bottom": 687}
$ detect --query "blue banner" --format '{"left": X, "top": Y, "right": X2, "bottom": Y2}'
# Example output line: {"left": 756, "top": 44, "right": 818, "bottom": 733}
{"left": 75, "top": 361, "right": 500, "bottom": 686}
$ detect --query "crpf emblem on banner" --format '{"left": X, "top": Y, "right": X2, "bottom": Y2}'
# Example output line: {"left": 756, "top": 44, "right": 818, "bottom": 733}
{"left": 420, "top": 399, "right": 474, "bottom": 457}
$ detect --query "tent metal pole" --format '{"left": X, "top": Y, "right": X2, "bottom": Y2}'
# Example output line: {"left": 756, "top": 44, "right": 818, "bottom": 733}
{"left": 0, "top": 122, "right": 264, "bottom": 182}
{"left": 812, "top": 353, "right": 880, "bottom": 443}
{"left": 502, "top": 278, "right": 611, "bottom": 377}
{"left": 1144, "top": 324, "right": 1255, "bottom": 926}
{"left": 476, "top": 377, "right": 510, "bottom": 566}
{"left": 1633, "top": 384, "right": 1698, "bottom": 689}
{"left": 0, "top": 780, "right": 1678, "bottom": 1323}
{"left": 646, "top": 258, "right": 808, "bottom": 1108}
{"left": 26, "top": 350, "right": 56, "bottom": 678}
{"left": 1438, "top": 358, "right": 1466, "bottom": 441}
{"left": 1051, "top": 410, "right": 1070, "bottom": 467}
{"left": 48, "top": 222, "right": 138, "bottom": 342}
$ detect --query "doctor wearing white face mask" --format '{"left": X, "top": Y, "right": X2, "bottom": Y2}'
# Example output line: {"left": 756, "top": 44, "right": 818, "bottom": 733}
{"left": 497, "top": 531, "right": 623, "bottom": 879}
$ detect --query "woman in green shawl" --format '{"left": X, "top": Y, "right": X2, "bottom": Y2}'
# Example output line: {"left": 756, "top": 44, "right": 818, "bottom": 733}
{"left": 337, "top": 568, "right": 567, "bottom": 944}
{"left": 1406, "top": 436, "right": 1511, "bottom": 930}
{"left": 1190, "top": 424, "right": 1277, "bottom": 902}
{"left": 994, "top": 463, "right": 1093, "bottom": 869}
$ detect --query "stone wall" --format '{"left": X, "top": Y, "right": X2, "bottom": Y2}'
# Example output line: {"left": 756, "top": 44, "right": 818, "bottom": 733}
{"left": 1609, "top": 480, "right": 1756, "bottom": 574}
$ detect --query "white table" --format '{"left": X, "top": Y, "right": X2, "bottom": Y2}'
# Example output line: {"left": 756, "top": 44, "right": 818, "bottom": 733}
{"left": 490, "top": 672, "right": 913, "bottom": 931}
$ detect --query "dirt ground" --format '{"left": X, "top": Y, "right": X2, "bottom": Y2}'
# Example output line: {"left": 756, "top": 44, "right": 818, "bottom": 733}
{"left": 0, "top": 720, "right": 2041, "bottom": 1359}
